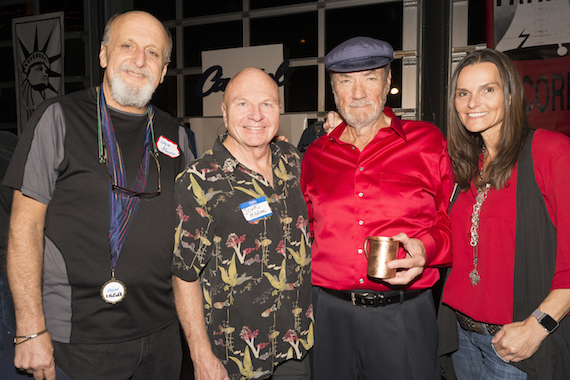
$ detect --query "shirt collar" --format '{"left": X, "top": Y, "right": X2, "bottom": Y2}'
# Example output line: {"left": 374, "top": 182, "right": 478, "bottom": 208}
{"left": 212, "top": 133, "right": 283, "bottom": 172}
{"left": 322, "top": 106, "right": 407, "bottom": 151}
{"left": 383, "top": 106, "right": 407, "bottom": 142}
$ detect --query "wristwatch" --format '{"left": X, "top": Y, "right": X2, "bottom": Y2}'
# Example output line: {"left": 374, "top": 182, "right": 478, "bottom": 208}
{"left": 531, "top": 308, "right": 559, "bottom": 333}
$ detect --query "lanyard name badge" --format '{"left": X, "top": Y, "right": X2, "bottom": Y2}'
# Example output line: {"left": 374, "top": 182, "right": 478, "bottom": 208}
{"left": 97, "top": 86, "right": 156, "bottom": 304}
{"left": 101, "top": 274, "right": 126, "bottom": 304}
{"left": 240, "top": 196, "right": 273, "bottom": 222}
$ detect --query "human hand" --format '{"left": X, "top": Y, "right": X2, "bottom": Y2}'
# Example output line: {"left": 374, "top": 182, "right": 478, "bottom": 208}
{"left": 491, "top": 317, "right": 549, "bottom": 362}
{"left": 13, "top": 332, "right": 56, "bottom": 380}
{"left": 323, "top": 111, "right": 343, "bottom": 134}
{"left": 383, "top": 233, "right": 426, "bottom": 286}
{"left": 273, "top": 135, "right": 289, "bottom": 143}
{"left": 193, "top": 354, "right": 230, "bottom": 380}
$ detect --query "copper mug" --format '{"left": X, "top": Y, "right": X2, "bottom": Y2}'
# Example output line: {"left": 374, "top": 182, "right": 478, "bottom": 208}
{"left": 364, "top": 236, "right": 399, "bottom": 279}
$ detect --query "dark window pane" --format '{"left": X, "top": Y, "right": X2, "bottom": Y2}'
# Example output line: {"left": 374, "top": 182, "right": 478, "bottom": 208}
{"left": 468, "top": 0, "right": 487, "bottom": 46}
{"left": 386, "top": 59, "right": 401, "bottom": 109}
{"left": 184, "top": 0, "right": 241, "bottom": 18}
{"left": 326, "top": 3, "right": 403, "bottom": 52}
{"left": 251, "top": 0, "right": 313, "bottom": 9}
{"left": 325, "top": 59, "right": 402, "bottom": 111}
{"left": 64, "top": 38, "right": 84, "bottom": 76}
{"left": 251, "top": 12, "right": 317, "bottom": 59}
{"left": 133, "top": 0, "right": 176, "bottom": 21}
{"left": 184, "top": 21, "right": 242, "bottom": 67}
{"left": 0, "top": 3, "right": 33, "bottom": 41}
{"left": 40, "top": 0, "right": 84, "bottom": 32}
{"left": 0, "top": 47, "right": 14, "bottom": 81}
{"left": 284, "top": 66, "right": 317, "bottom": 112}
{"left": 185, "top": 74, "right": 203, "bottom": 117}
{"left": 64, "top": 81, "right": 86, "bottom": 94}
{"left": 0, "top": 87, "right": 17, "bottom": 123}
{"left": 153, "top": 75, "right": 177, "bottom": 117}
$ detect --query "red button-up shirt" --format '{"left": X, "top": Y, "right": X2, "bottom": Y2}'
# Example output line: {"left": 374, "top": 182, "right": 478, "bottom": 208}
{"left": 301, "top": 107, "right": 454, "bottom": 291}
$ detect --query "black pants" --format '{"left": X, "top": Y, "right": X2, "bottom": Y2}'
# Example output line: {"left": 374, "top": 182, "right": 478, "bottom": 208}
{"left": 312, "top": 286, "right": 440, "bottom": 380}
{"left": 53, "top": 321, "right": 182, "bottom": 380}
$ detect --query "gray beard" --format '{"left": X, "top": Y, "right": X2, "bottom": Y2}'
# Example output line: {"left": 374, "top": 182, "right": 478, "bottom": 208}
{"left": 109, "top": 65, "right": 155, "bottom": 109}
{"left": 332, "top": 85, "right": 389, "bottom": 129}
{"left": 340, "top": 106, "right": 381, "bottom": 129}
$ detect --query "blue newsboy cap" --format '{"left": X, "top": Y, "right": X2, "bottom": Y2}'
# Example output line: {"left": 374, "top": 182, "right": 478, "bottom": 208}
{"left": 325, "top": 37, "right": 394, "bottom": 72}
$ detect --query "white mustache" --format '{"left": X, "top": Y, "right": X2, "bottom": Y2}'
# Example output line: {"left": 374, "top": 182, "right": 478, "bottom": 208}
{"left": 349, "top": 100, "right": 373, "bottom": 107}
{"left": 118, "top": 64, "right": 154, "bottom": 81}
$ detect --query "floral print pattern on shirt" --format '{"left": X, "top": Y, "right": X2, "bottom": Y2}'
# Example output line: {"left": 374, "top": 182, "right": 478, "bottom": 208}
{"left": 172, "top": 137, "right": 313, "bottom": 380}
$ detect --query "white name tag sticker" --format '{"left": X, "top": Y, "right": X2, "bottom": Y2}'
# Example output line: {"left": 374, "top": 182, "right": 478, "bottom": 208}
{"left": 156, "top": 135, "right": 180, "bottom": 158}
{"left": 240, "top": 196, "right": 272, "bottom": 222}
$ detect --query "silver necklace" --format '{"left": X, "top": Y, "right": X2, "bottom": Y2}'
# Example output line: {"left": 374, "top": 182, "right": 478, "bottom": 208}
{"left": 469, "top": 149, "right": 491, "bottom": 286}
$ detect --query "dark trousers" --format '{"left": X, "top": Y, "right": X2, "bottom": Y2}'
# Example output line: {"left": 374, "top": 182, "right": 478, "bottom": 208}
{"left": 312, "top": 286, "right": 440, "bottom": 380}
{"left": 53, "top": 321, "right": 182, "bottom": 380}
{"left": 0, "top": 272, "right": 16, "bottom": 360}
{"left": 270, "top": 354, "right": 311, "bottom": 379}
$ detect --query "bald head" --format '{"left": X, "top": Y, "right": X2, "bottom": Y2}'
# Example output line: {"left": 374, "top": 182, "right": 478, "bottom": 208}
{"left": 103, "top": 11, "right": 172, "bottom": 64}
{"left": 223, "top": 67, "right": 280, "bottom": 105}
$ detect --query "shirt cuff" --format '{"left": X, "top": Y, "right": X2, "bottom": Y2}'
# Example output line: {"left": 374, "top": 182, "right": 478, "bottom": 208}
{"left": 416, "top": 232, "right": 436, "bottom": 265}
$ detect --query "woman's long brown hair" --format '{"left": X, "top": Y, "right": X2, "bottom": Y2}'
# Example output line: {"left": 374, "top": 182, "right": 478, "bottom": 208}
{"left": 447, "top": 49, "right": 530, "bottom": 190}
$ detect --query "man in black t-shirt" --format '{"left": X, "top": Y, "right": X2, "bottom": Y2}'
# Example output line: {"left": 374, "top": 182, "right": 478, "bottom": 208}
{"left": 3, "top": 11, "right": 193, "bottom": 380}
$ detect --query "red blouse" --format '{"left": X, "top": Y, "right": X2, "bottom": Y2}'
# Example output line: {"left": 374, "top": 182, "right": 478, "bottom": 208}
{"left": 301, "top": 107, "right": 454, "bottom": 292}
{"left": 442, "top": 129, "right": 570, "bottom": 324}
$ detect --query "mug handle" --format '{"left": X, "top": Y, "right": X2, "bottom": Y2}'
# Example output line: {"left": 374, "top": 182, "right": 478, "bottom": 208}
{"left": 364, "top": 237, "right": 371, "bottom": 259}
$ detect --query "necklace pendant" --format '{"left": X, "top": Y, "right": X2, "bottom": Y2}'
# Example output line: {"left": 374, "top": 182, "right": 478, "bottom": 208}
{"left": 469, "top": 268, "right": 481, "bottom": 286}
{"left": 101, "top": 276, "right": 126, "bottom": 304}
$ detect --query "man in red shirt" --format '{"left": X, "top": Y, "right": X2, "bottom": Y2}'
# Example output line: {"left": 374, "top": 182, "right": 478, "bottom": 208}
{"left": 301, "top": 36, "right": 454, "bottom": 380}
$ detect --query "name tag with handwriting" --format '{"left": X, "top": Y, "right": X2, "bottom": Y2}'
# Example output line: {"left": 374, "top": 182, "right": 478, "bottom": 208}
{"left": 240, "top": 196, "right": 272, "bottom": 222}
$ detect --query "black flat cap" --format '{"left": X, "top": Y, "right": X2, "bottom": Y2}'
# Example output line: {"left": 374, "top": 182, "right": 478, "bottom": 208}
{"left": 325, "top": 36, "right": 394, "bottom": 72}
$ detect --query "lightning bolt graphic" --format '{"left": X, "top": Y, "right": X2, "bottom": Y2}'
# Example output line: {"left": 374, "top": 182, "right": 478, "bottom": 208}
{"left": 518, "top": 29, "right": 531, "bottom": 49}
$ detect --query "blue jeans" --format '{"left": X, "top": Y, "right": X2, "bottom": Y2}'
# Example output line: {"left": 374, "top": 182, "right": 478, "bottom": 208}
{"left": 452, "top": 321, "right": 527, "bottom": 380}
{"left": 0, "top": 272, "right": 16, "bottom": 359}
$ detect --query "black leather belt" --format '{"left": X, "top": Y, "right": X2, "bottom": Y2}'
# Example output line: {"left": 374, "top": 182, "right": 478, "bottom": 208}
{"left": 456, "top": 311, "right": 503, "bottom": 336}
{"left": 321, "top": 287, "right": 427, "bottom": 307}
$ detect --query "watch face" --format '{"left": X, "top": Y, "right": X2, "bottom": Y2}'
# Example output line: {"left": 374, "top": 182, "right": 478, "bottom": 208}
{"left": 541, "top": 314, "right": 558, "bottom": 332}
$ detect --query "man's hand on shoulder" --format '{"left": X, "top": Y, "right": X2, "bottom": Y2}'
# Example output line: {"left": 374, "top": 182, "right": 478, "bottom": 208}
{"left": 273, "top": 135, "right": 289, "bottom": 143}
{"left": 323, "top": 111, "right": 343, "bottom": 134}
{"left": 14, "top": 332, "right": 56, "bottom": 380}
{"left": 383, "top": 233, "right": 427, "bottom": 286}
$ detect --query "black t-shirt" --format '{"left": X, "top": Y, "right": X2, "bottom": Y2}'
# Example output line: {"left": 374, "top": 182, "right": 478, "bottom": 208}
{"left": 4, "top": 88, "right": 192, "bottom": 343}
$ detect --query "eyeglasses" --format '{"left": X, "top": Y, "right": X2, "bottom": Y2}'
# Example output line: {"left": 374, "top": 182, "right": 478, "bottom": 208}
{"left": 104, "top": 150, "right": 161, "bottom": 199}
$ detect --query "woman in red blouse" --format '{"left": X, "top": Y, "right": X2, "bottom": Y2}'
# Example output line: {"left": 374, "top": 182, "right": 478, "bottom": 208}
{"left": 440, "top": 49, "right": 570, "bottom": 380}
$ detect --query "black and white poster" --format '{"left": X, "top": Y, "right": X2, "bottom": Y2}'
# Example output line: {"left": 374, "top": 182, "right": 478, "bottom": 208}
{"left": 12, "top": 12, "right": 64, "bottom": 134}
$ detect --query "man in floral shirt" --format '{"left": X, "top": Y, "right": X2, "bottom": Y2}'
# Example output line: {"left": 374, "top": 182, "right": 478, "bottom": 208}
{"left": 172, "top": 67, "right": 313, "bottom": 380}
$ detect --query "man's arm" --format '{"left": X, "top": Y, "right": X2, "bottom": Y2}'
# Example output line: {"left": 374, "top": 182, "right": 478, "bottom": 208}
{"left": 383, "top": 138, "right": 454, "bottom": 286}
{"left": 173, "top": 275, "right": 229, "bottom": 380}
{"left": 415, "top": 139, "right": 454, "bottom": 268}
{"left": 492, "top": 288, "right": 570, "bottom": 362}
{"left": 7, "top": 190, "right": 55, "bottom": 380}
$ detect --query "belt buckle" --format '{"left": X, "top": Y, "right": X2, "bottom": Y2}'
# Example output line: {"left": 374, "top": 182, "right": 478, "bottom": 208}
{"left": 376, "top": 293, "right": 386, "bottom": 307}
{"left": 351, "top": 292, "right": 371, "bottom": 307}
{"left": 351, "top": 292, "right": 358, "bottom": 306}
{"left": 351, "top": 292, "right": 386, "bottom": 307}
